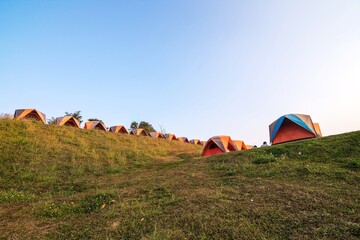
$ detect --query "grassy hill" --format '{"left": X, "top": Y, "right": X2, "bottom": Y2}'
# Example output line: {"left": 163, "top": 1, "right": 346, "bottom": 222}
{"left": 0, "top": 119, "right": 359, "bottom": 239}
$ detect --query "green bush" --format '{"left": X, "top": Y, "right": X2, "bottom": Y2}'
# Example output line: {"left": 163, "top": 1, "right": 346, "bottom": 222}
{"left": 225, "top": 168, "right": 237, "bottom": 176}
{"left": 78, "top": 193, "right": 116, "bottom": 214}
{"left": 252, "top": 154, "right": 276, "bottom": 165}
{"left": 346, "top": 159, "right": 360, "bottom": 170}
{"left": 35, "top": 193, "right": 116, "bottom": 218}
{"left": 0, "top": 190, "right": 35, "bottom": 203}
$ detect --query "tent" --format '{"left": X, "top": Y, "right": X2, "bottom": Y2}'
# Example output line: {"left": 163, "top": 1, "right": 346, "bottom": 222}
{"left": 177, "top": 137, "right": 189, "bottom": 143}
{"left": 130, "top": 128, "right": 149, "bottom": 136}
{"left": 109, "top": 126, "right": 128, "bottom": 134}
{"left": 269, "top": 114, "right": 321, "bottom": 145}
{"left": 150, "top": 132, "right": 165, "bottom": 139}
{"left": 84, "top": 121, "right": 107, "bottom": 131}
{"left": 14, "top": 109, "right": 46, "bottom": 124}
{"left": 313, "top": 123, "right": 322, "bottom": 137}
{"left": 201, "top": 136, "right": 237, "bottom": 156}
{"left": 201, "top": 141, "right": 207, "bottom": 146}
{"left": 56, "top": 116, "right": 80, "bottom": 128}
{"left": 246, "top": 145, "right": 253, "bottom": 149}
{"left": 165, "top": 134, "right": 178, "bottom": 141}
{"left": 233, "top": 140, "right": 247, "bottom": 151}
{"left": 190, "top": 139, "right": 202, "bottom": 145}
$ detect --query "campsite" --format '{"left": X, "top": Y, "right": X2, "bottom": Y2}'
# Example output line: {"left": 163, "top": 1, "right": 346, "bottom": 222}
{"left": 0, "top": 118, "right": 359, "bottom": 239}
{"left": 1, "top": 1, "right": 360, "bottom": 239}
{"left": 11, "top": 108, "right": 327, "bottom": 157}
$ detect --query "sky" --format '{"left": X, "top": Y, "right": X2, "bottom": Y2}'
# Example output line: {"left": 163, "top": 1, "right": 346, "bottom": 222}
{"left": 0, "top": 0, "right": 359, "bottom": 145}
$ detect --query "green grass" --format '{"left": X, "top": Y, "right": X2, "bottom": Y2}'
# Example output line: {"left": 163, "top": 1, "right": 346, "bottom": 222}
{"left": 0, "top": 119, "right": 359, "bottom": 239}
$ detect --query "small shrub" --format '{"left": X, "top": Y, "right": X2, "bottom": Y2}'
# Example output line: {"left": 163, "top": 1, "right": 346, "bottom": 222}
{"left": 35, "top": 201, "right": 75, "bottom": 218}
{"left": 295, "top": 166, "right": 311, "bottom": 176}
{"left": 51, "top": 183, "right": 87, "bottom": 196}
{"left": 268, "top": 148, "right": 288, "bottom": 158}
{"left": 346, "top": 159, "right": 360, "bottom": 170}
{"left": 225, "top": 168, "right": 237, "bottom": 176}
{"left": 252, "top": 154, "right": 276, "bottom": 165}
{"left": 78, "top": 193, "right": 116, "bottom": 214}
{"left": 0, "top": 190, "right": 35, "bottom": 203}
{"left": 349, "top": 222, "right": 360, "bottom": 237}
{"left": 151, "top": 186, "right": 171, "bottom": 199}
{"left": 34, "top": 193, "right": 116, "bottom": 218}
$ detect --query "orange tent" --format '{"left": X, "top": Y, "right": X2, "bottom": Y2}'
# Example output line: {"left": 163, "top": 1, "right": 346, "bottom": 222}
{"left": 246, "top": 145, "right": 253, "bottom": 149}
{"left": 84, "top": 121, "right": 107, "bottom": 131}
{"left": 150, "top": 132, "right": 165, "bottom": 139}
{"left": 165, "top": 134, "right": 178, "bottom": 141}
{"left": 109, "top": 126, "right": 128, "bottom": 134}
{"left": 233, "top": 140, "right": 247, "bottom": 150}
{"left": 269, "top": 114, "right": 321, "bottom": 145}
{"left": 14, "top": 109, "right": 46, "bottom": 124}
{"left": 130, "top": 128, "right": 149, "bottom": 136}
{"left": 202, "top": 136, "right": 237, "bottom": 156}
{"left": 313, "top": 123, "right": 322, "bottom": 137}
{"left": 190, "top": 139, "right": 202, "bottom": 145}
{"left": 56, "top": 116, "right": 80, "bottom": 128}
{"left": 177, "top": 137, "right": 189, "bottom": 143}
{"left": 201, "top": 141, "right": 207, "bottom": 146}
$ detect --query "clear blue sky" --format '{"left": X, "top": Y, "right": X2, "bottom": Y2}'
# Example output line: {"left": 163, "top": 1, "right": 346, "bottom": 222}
{"left": 1, "top": 0, "right": 359, "bottom": 145}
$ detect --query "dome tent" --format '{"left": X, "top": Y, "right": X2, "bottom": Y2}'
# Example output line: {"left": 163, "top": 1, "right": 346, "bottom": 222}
{"left": 130, "top": 128, "right": 149, "bottom": 136}
{"left": 14, "top": 109, "right": 46, "bottom": 124}
{"left": 177, "top": 137, "right": 189, "bottom": 143}
{"left": 56, "top": 116, "right": 80, "bottom": 128}
{"left": 84, "top": 121, "right": 107, "bottom": 131}
{"left": 201, "top": 136, "right": 237, "bottom": 156}
{"left": 150, "top": 132, "right": 165, "bottom": 139}
{"left": 233, "top": 140, "right": 247, "bottom": 150}
{"left": 269, "top": 114, "right": 321, "bottom": 145}
{"left": 109, "top": 125, "right": 128, "bottom": 134}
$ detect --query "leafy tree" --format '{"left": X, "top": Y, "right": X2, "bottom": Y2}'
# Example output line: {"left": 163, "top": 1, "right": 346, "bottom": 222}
{"left": 139, "top": 121, "right": 156, "bottom": 133}
{"left": 88, "top": 118, "right": 104, "bottom": 124}
{"left": 47, "top": 117, "right": 57, "bottom": 125}
{"left": 130, "top": 121, "right": 138, "bottom": 130}
{"left": 65, "top": 111, "right": 83, "bottom": 123}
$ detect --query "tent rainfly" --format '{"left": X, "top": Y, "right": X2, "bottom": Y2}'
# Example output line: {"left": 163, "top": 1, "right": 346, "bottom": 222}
{"left": 165, "top": 134, "right": 178, "bottom": 141}
{"left": 313, "top": 123, "right": 322, "bottom": 137}
{"left": 130, "top": 128, "right": 149, "bottom": 136}
{"left": 245, "top": 145, "right": 253, "bottom": 149}
{"left": 109, "top": 126, "right": 128, "bottom": 134}
{"left": 84, "top": 121, "right": 107, "bottom": 131}
{"left": 14, "top": 109, "right": 46, "bottom": 124}
{"left": 269, "top": 113, "right": 321, "bottom": 145}
{"left": 202, "top": 136, "right": 237, "bottom": 156}
{"left": 177, "top": 137, "right": 189, "bottom": 143}
{"left": 150, "top": 132, "right": 165, "bottom": 139}
{"left": 233, "top": 140, "right": 247, "bottom": 151}
{"left": 56, "top": 116, "right": 80, "bottom": 128}
{"left": 190, "top": 139, "right": 202, "bottom": 145}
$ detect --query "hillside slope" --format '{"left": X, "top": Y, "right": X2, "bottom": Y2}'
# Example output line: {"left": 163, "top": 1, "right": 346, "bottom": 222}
{"left": 0, "top": 119, "right": 359, "bottom": 239}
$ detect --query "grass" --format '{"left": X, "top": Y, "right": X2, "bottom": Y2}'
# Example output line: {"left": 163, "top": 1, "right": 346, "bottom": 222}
{"left": 0, "top": 119, "right": 359, "bottom": 239}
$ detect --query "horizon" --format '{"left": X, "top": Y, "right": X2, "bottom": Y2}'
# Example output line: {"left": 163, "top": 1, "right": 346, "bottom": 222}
{"left": 1, "top": 0, "right": 359, "bottom": 146}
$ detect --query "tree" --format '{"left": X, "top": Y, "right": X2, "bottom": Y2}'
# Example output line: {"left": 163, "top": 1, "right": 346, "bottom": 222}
{"left": 130, "top": 121, "right": 138, "bottom": 130}
{"left": 88, "top": 118, "right": 104, "bottom": 124}
{"left": 65, "top": 111, "right": 83, "bottom": 123}
{"left": 47, "top": 117, "right": 57, "bottom": 125}
{"left": 139, "top": 121, "right": 156, "bottom": 133}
